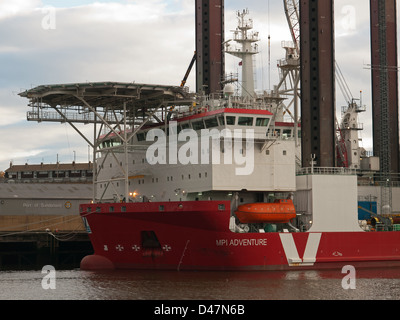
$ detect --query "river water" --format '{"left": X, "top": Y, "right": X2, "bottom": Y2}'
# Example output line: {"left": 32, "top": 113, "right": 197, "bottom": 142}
{"left": 1, "top": 267, "right": 400, "bottom": 301}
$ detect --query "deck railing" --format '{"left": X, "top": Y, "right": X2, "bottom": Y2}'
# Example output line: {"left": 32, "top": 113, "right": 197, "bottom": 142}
{"left": 297, "top": 167, "right": 357, "bottom": 176}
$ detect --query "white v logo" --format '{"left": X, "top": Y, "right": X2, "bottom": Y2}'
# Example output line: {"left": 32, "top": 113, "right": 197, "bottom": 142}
{"left": 279, "top": 233, "right": 322, "bottom": 266}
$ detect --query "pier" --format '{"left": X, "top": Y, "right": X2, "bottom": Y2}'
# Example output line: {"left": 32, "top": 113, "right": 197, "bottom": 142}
{"left": 0, "top": 170, "right": 94, "bottom": 269}
{"left": 0, "top": 231, "right": 92, "bottom": 270}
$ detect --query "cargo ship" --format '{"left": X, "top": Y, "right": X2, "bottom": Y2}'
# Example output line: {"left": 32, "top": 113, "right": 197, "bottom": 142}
{"left": 19, "top": 4, "right": 400, "bottom": 271}
{"left": 76, "top": 101, "right": 400, "bottom": 271}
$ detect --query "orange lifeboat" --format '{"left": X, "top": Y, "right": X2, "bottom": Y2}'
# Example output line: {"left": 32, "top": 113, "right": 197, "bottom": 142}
{"left": 235, "top": 199, "right": 296, "bottom": 224}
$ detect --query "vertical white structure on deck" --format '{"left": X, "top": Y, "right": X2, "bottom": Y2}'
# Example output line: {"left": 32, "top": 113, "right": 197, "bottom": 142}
{"left": 295, "top": 168, "right": 362, "bottom": 232}
{"left": 225, "top": 9, "right": 259, "bottom": 99}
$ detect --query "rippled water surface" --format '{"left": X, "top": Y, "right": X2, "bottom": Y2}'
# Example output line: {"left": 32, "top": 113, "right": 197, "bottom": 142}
{"left": 1, "top": 267, "right": 400, "bottom": 300}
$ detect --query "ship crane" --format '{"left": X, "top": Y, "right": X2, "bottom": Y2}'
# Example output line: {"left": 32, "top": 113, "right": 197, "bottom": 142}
{"left": 281, "top": 0, "right": 364, "bottom": 168}
{"left": 273, "top": 0, "right": 301, "bottom": 146}
{"left": 335, "top": 61, "right": 352, "bottom": 168}
{"left": 335, "top": 59, "right": 366, "bottom": 170}
{"left": 336, "top": 61, "right": 354, "bottom": 107}
{"left": 180, "top": 51, "right": 197, "bottom": 88}
{"left": 283, "top": 0, "right": 300, "bottom": 57}
{"left": 167, "top": 51, "right": 197, "bottom": 121}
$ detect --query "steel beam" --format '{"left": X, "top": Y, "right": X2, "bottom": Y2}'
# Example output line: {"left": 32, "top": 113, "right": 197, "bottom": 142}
{"left": 195, "top": 0, "right": 225, "bottom": 95}
{"left": 370, "top": 0, "right": 399, "bottom": 174}
{"left": 300, "top": 0, "right": 336, "bottom": 168}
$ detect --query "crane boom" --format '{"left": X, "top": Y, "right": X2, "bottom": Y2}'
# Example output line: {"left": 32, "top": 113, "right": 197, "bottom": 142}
{"left": 180, "top": 51, "right": 197, "bottom": 88}
{"left": 335, "top": 60, "right": 354, "bottom": 105}
{"left": 283, "top": 0, "right": 354, "bottom": 105}
{"left": 282, "top": 0, "right": 353, "bottom": 168}
{"left": 283, "top": 0, "right": 300, "bottom": 55}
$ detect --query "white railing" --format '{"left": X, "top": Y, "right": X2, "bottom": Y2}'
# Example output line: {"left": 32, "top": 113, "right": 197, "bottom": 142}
{"left": 297, "top": 167, "right": 357, "bottom": 176}
{"left": 27, "top": 110, "right": 124, "bottom": 124}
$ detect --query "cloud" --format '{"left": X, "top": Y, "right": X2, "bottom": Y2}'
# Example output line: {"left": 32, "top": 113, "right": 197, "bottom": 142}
{"left": 0, "top": 0, "right": 42, "bottom": 19}
{"left": 82, "top": 1, "right": 168, "bottom": 23}
{"left": 0, "top": 87, "right": 31, "bottom": 132}
{"left": 0, "top": 0, "right": 382, "bottom": 170}
{"left": 0, "top": 1, "right": 193, "bottom": 169}
{"left": 0, "top": 121, "right": 93, "bottom": 166}
{"left": 0, "top": 1, "right": 197, "bottom": 88}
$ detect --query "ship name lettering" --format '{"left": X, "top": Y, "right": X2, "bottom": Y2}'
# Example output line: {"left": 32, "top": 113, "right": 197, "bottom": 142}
{"left": 216, "top": 239, "right": 267, "bottom": 246}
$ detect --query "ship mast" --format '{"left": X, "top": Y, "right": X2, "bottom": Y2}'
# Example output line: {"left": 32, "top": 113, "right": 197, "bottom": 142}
{"left": 225, "top": 9, "right": 259, "bottom": 100}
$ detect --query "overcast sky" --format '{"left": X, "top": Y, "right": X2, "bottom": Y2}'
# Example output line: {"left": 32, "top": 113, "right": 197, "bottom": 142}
{"left": 0, "top": 0, "right": 389, "bottom": 171}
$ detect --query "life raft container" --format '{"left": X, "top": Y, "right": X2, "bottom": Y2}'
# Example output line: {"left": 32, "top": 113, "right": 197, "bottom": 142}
{"left": 235, "top": 199, "right": 296, "bottom": 224}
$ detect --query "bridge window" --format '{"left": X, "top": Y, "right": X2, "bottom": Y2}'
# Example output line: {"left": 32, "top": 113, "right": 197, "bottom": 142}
{"left": 238, "top": 117, "right": 253, "bottom": 126}
{"left": 137, "top": 132, "right": 146, "bottom": 141}
{"left": 256, "top": 118, "right": 270, "bottom": 127}
{"left": 283, "top": 129, "right": 292, "bottom": 137}
{"left": 181, "top": 122, "right": 190, "bottom": 130}
{"left": 111, "top": 139, "right": 121, "bottom": 147}
{"left": 192, "top": 120, "right": 205, "bottom": 131}
{"left": 204, "top": 117, "right": 219, "bottom": 128}
{"left": 226, "top": 116, "right": 236, "bottom": 125}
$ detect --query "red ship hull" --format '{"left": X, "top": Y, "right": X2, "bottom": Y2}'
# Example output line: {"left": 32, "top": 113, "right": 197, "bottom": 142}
{"left": 79, "top": 201, "right": 400, "bottom": 271}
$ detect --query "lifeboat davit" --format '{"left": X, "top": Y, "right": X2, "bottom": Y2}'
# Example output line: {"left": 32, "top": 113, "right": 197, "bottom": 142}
{"left": 235, "top": 199, "right": 296, "bottom": 224}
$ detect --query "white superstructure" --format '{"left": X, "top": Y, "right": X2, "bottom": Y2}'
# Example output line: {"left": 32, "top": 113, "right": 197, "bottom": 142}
{"left": 96, "top": 102, "right": 297, "bottom": 204}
